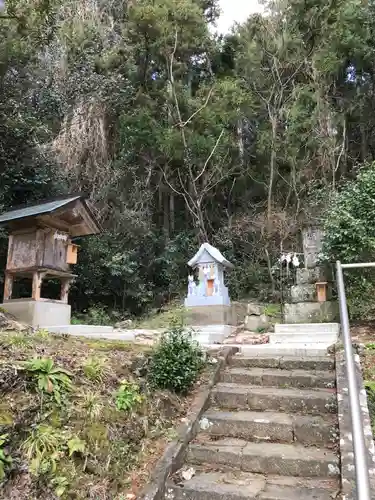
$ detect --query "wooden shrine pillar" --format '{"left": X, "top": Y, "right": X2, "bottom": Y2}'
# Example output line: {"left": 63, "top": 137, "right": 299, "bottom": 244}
{"left": 31, "top": 271, "right": 46, "bottom": 301}
{"left": 3, "top": 273, "right": 13, "bottom": 301}
{"left": 60, "top": 278, "right": 72, "bottom": 304}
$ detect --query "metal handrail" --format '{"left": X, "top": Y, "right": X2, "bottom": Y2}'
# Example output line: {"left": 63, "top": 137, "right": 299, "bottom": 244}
{"left": 336, "top": 261, "right": 371, "bottom": 500}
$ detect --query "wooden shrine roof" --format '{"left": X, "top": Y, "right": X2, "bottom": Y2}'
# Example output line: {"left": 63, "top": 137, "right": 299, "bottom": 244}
{"left": 0, "top": 194, "right": 101, "bottom": 236}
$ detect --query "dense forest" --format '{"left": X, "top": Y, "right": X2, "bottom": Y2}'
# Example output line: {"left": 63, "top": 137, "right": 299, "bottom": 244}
{"left": 1, "top": 0, "right": 375, "bottom": 318}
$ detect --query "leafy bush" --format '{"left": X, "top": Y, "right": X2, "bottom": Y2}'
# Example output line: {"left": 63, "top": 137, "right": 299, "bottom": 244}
{"left": 115, "top": 380, "right": 143, "bottom": 411}
{"left": 323, "top": 164, "right": 375, "bottom": 319}
{"left": 148, "top": 323, "right": 205, "bottom": 394}
{"left": 0, "top": 433, "right": 12, "bottom": 480}
{"left": 19, "top": 358, "right": 73, "bottom": 404}
{"left": 323, "top": 165, "right": 375, "bottom": 263}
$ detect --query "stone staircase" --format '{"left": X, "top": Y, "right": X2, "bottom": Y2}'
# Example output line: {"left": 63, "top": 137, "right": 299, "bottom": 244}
{"left": 167, "top": 353, "right": 340, "bottom": 500}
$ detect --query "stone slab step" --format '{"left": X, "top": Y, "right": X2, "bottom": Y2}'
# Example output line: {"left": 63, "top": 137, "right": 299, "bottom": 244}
{"left": 204, "top": 410, "right": 338, "bottom": 447}
{"left": 188, "top": 438, "right": 339, "bottom": 477}
{"left": 167, "top": 470, "right": 265, "bottom": 500}
{"left": 274, "top": 323, "right": 340, "bottom": 334}
{"left": 211, "top": 383, "right": 337, "bottom": 415}
{"left": 221, "top": 367, "right": 335, "bottom": 389}
{"left": 167, "top": 470, "right": 338, "bottom": 500}
{"left": 214, "top": 344, "right": 332, "bottom": 357}
{"left": 269, "top": 333, "right": 337, "bottom": 344}
{"left": 230, "top": 354, "right": 335, "bottom": 371}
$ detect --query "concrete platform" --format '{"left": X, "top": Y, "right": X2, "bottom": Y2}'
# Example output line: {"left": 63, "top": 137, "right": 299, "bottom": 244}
{"left": 46, "top": 324, "right": 135, "bottom": 340}
{"left": 1, "top": 300, "right": 71, "bottom": 328}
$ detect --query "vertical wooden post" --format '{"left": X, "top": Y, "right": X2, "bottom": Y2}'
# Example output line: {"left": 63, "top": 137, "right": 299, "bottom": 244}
{"left": 6, "top": 235, "right": 13, "bottom": 270}
{"left": 60, "top": 278, "right": 71, "bottom": 304}
{"left": 32, "top": 272, "right": 43, "bottom": 300}
{"left": 3, "top": 273, "right": 13, "bottom": 301}
{"left": 35, "top": 229, "right": 45, "bottom": 267}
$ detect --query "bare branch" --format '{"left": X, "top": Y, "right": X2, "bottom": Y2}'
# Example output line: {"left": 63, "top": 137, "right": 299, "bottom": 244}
{"left": 333, "top": 117, "right": 346, "bottom": 189}
{"left": 180, "top": 86, "right": 215, "bottom": 128}
{"left": 194, "top": 128, "right": 225, "bottom": 183}
{"left": 168, "top": 30, "right": 187, "bottom": 148}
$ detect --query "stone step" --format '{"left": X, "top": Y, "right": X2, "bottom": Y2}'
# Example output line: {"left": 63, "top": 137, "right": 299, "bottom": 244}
{"left": 269, "top": 333, "right": 337, "bottom": 344}
{"left": 167, "top": 470, "right": 338, "bottom": 500}
{"left": 216, "top": 344, "right": 332, "bottom": 357}
{"left": 230, "top": 354, "right": 335, "bottom": 371}
{"left": 220, "top": 367, "right": 335, "bottom": 389}
{"left": 274, "top": 323, "right": 339, "bottom": 334}
{"left": 204, "top": 410, "right": 338, "bottom": 447}
{"left": 211, "top": 383, "right": 337, "bottom": 415}
{"left": 187, "top": 438, "right": 340, "bottom": 478}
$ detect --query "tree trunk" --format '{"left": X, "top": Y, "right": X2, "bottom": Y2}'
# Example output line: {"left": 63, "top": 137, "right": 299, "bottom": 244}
{"left": 268, "top": 115, "right": 277, "bottom": 223}
{"left": 169, "top": 193, "right": 175, "bottom": 234}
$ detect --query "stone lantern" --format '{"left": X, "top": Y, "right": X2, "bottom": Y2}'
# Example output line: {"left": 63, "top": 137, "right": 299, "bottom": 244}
{"left": 184, "top": 243, "right": 234, "bottom": 343}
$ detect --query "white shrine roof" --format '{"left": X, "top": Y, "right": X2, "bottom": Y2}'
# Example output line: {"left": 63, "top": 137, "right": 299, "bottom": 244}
{"left": 188, "top": 242, "right": 234, "bottom": 269}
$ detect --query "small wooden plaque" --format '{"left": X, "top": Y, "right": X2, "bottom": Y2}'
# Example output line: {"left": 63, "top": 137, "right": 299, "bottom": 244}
{"left": 66, "top": 244, "right": 79, "bottom": 265}
{"left": 316, "top": 282, "right": 328, "bottom": 303}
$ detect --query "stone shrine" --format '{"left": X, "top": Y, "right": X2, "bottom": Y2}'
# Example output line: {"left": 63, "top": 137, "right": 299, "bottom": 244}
{"left": 185, "top": 243, "right": 235, "bottom": 343}
{"left": 284, "top": 227, "right": 339, "bottom": 323}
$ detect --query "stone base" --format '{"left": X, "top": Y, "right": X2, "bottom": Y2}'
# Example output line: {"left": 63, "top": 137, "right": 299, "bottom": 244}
{"left": 184, "top": 294, "right": 230, "bottom": 307}
{"left": 186, "top": 305, "right": 235, "bottom": 326}
{"left": 296, "top": 267, "right": 332, "bottom": 285}
{"left": 1, "top": 300, "right": 71, "bottom": 328}
{"left": 289, "top": 284, "right": 332, "bottom": 304}
{"left": 283, "top": 301, "right": 339, "bottom": 324}
{"left": 191, "top": 324, "right": 234, "bottom": 344}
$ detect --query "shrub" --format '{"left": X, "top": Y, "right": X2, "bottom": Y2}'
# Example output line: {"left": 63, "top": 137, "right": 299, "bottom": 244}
{"left": 148, "top": 323, "right": 205, "bottom": 394}
{"left": 323, "top": 164, "right": 375, "bottom": 319}
{"left": 115, "top": 380, "right": 143, "bottom": 411}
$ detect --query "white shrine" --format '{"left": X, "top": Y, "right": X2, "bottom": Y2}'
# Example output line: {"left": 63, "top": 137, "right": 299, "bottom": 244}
{"left": 185, "top": 243, "right": 233, "bottom": 307}
{"left": 184, "top": 243, "right": 234, "bottom": 344}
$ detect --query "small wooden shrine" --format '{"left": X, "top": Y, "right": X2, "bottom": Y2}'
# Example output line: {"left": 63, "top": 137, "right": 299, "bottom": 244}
{"left": 0, "top": 194, "right": 100, "bottom": 326}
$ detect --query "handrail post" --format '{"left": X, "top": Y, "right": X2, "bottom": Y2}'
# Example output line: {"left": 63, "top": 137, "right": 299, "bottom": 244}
{"left": 336, "top": 261, "right": 371, "bottom": 500}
